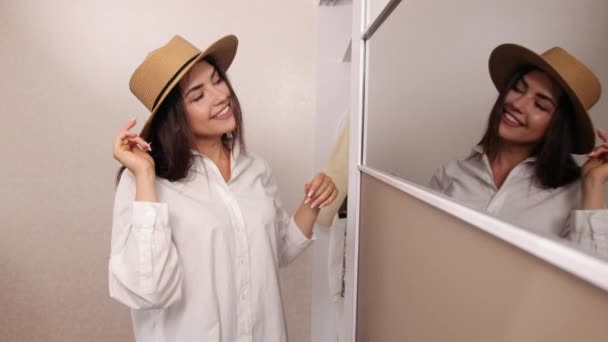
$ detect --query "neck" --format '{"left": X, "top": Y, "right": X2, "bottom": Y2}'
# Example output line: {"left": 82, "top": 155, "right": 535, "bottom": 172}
{"left": 487, "top": 141, "right": 534, "bottom": 189}
{"left": 194, "top": 136, "right": 228, "bottom": 166}
{"left": 490, "top": 141, "right": 534, "bottom": 168}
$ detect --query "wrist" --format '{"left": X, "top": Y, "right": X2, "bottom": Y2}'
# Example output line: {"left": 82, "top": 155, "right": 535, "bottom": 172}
{"left": 135, "top": 173, "right": 157, "bottom": 202}
{"left": 581, "top": 177, "right": 606, "bottom": 210}
{"left": 134, "top": 166, "right": 156, "bottom": 180}
{"left": 583, "top": 174, "right": 605, "bottom": 192}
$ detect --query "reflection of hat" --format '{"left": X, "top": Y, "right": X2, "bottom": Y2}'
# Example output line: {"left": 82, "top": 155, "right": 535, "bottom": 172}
{"left": 489, "top": 44, "right": 601, "bottom": 154}
{"left": 129, "top": 35, "right": 238, "bottom": 139}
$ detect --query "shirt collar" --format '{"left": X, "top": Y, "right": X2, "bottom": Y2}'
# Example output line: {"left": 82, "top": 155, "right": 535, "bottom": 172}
{"left": 190, "top": 140, "right": 242, "bottom": 161}
{"left": 470, "top": 145, "right": 537, "bottom": 164}
{"left": 190, "top": 140, "right": 244, "bottom": 177}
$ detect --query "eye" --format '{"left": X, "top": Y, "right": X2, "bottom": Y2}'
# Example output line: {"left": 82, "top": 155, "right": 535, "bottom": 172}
{"left": 192, "top": 93, "right": 204, "bottom": 102}
{"left": 535, "top": 102, "right": 548, "bottom": 111}
{"left": 512, "top": 82, "right": 525, "bottom": 93}
{"left": 213, "top": 77, "right": 224, "bottom": 85}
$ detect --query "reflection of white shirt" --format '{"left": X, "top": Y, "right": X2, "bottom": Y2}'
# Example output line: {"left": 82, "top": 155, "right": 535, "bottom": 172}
{"left": 429, "top": 146, "right": 608, "bottom": 259}
{"left": 108, "top": 146, "right": 313, "bottom": 342}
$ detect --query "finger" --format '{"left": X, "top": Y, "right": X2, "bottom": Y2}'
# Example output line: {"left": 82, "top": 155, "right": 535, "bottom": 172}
{"left": 589, "top": 145, "right": 603, "bottom": 157}
{"left": 312, "top": 185, "right": 335, "bottom": 209}
{"left": 311, "top": 183, "right": 335, "bottom": 208}
{"left": 597, "top": 129, "right": 608, "bottom": 143}
{"left": 119, "top": 131, "right": 137, "bottom": 139}
{"left": 125, "top": 136, "right": 151, "bottom": 151}
{"left": 319, "top": 188, "right": 339, "bottom": 208}
{"left": 115, "top": 130, "right": 138, "bottom": 150}
{"left": 120, "top": 137, "right": 139, "bottom": 151}
{"left": 305, "top": 175, "right": 333, "bottom": 204}
{"left": 304, "top": 173, "right": 326, "bottom": 204}
{"left": 311, "top": 176, "right": 332, "bottom": 201}
{"left": 122, "top": 118, "right": 137, "bottom": 131}
{"left": 306, "top": 174, "right": 326, "bottom": 199}
{"left": 120, "top": 133, "right": 138, "bottom": 144}
{"left": 304, "top": 183, "right": 312, "bottom": 195}
{"left": 584, "top": 156, "right": 603, "bottom": 168}
{"left": 114, "top": 119, "right": 137, "bottom": 146}
{"left": 589, "top": 146, "right": 608, "bottom": 158}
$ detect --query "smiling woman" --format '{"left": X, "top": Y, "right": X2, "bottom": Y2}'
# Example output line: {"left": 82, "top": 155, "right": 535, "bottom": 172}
{"left": 179, "top": 61, "right": 240, "bottom": 145}
{"left": 108, "top": 35, "right": 338, "bottom": 342}
{"left": 429, "top": 44, "right": 608, "bottom": 257}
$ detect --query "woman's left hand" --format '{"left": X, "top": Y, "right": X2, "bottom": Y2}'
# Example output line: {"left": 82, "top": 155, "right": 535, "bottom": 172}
{"left": 582, "top": 129, "right": 608, "bottom": 185}
{"left": 303, "top": 173, "right": 338, "bottom": 209}
{"left": 581, "top": 129, "right": 608, "bottom": 210}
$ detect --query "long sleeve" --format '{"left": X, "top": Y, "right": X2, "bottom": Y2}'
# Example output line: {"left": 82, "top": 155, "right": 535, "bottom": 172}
{"left": 566, "top": 210, "right": 608, "bottom": 259}
{"left": 429, "top": 165, "right": 448, "bottom": 193}
{"left": 262, "top": 161, "right": 314, "bottom": 267}
{"left": 108, "top": 170, "right": 183, "bottom": 309}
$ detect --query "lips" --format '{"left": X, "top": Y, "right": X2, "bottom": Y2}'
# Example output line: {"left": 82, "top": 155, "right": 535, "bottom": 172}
{"left": 211, "top": 105, "right": 232, "bottom": 120}
{"left": 501, "top": 111, "right": 524, "bottom": 127}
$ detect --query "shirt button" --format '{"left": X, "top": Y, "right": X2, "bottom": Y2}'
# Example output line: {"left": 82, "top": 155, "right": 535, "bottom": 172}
{"left": 141, "top": 207, "right": 157, "bottom": 228}
{"left": 145, "top": 208, "right": 155, "bottom": 217}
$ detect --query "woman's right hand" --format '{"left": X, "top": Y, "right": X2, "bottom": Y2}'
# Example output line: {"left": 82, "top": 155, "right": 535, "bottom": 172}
{"left": 113, "top": 118, "right": 154, "bottom": 177}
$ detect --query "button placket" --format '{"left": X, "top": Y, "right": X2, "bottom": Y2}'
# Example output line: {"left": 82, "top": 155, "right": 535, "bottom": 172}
{"left": 486, "top": 164, "right": 526, "bottom": 214}
{"left": 204, "top": 157, "right": 254, "bottom": 338}
{"left": 216, "top": 182, "right": 253, "bottom": 338}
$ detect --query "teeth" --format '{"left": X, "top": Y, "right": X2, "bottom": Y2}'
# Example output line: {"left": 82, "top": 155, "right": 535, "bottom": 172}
{"left": 504, "top": 113, "right": 521, "bottom": 125}
{"left": 214, "top": 106, "right": 229, "bottom": 118}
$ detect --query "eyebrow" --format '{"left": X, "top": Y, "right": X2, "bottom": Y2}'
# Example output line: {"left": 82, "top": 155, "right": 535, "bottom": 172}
{"left": 184, "top": 68, "right": 218, "bottom": 97}
{"left": 520, "top": 77, "right": 557, "bottom": 107}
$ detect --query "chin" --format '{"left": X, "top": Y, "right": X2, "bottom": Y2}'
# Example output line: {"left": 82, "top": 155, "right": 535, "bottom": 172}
{"left": 498, "top": 135, "right": 540, "bottom": 147}
{"left": 499, "top": 125, "right": 523, "bottom": 141}
{"left": 224, "top": 122, "right": 237, "bottom": 134}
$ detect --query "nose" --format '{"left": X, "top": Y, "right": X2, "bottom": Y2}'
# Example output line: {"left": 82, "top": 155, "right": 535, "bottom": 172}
{"left": 209, "top": 83, "right": 229, "bottom": 105}
{"left": 510, "top": 92, "right": 530, "bottom": 113}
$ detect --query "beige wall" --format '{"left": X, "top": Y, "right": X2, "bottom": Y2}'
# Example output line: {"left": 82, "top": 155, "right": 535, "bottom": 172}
{"left": 0, "top": 1, "right": 317, "bottom": 341}
{"left": 357, "top": 174, "right": 608, "bottom": 341}
{"left": 365, "top": 0, "right": 608, "bottom": 186}
{"left": 367, "top": 0, "right": 392, "bottom": 24}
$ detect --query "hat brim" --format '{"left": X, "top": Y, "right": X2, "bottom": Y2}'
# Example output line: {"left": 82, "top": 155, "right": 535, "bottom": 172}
{"left": 489, "top": 43, "right": 595, "bottom": 154}
{"left": 139, "top": 35, "right": 238, "bottom": 140}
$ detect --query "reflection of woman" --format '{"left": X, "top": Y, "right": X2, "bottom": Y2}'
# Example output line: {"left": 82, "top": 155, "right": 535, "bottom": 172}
{"left": 430, "top": 44, "right": 608, "bottom": 257}
{"left": 108, "top": 35, "right": 337, "bottom": 341}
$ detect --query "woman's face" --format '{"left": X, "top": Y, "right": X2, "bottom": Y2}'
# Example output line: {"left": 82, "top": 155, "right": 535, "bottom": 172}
{"left": 498, "top": 69, "right": 563, "bottom": 147}
{"left": 179, "top": 60, "right": 235, "bottom": 140}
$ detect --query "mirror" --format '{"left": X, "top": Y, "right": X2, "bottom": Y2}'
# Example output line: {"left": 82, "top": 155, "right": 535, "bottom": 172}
{"left": 364, "top": 0, "right": 608, "bottom": 259}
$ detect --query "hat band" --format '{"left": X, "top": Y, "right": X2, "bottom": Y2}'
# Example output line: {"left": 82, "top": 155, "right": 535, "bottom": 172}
{"left": 151, "top": 53, "right": 202, "bottom": 111}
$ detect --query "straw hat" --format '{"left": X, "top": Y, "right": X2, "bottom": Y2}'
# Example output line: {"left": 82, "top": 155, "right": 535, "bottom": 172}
{"left": 129, "top": 35, "right": 238, "bottom": 139}
{"left": 489, "top": 44, "right": 601, "bottom": 154}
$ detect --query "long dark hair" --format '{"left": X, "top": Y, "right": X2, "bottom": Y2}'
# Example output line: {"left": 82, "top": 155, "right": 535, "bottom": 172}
{"left": 116, "top": 57, "right": 245, "bottom": 184}
{"left": 478, "top": 68, "right": 580, "bottom": 189}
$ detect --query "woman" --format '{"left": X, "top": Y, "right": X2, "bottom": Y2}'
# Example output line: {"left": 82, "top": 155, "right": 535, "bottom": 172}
{"left": 430, "top": 44, "right": 608, "bottom": 257}
{"left": 109, "top": 35, "right": 337, "bottom": 342}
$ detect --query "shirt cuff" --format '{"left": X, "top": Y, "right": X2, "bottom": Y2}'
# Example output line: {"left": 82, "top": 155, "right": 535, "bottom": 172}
{"left": 286, "top": 216, "right": 317, "bottom": 246}
{"left": 132, "top": 202, "right": 169, "bottom": 231}
{"left": 570, "top": 210, "right": 608, "bottom": 257}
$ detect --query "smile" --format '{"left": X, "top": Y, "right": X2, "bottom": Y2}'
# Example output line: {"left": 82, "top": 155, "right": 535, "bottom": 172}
{"left": 501, "top": 112, "right": 524, "bottom": 127}
{"left": 211, "top": 105, "right": 233, "bottom": 120}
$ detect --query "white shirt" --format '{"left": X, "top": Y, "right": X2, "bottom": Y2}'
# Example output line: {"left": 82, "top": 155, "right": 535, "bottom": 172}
{"left": 108, "top": 146, "right": 313, "bottom": 342}
{"left": 429, "top": 146, "right": 608, "bottom": 259}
